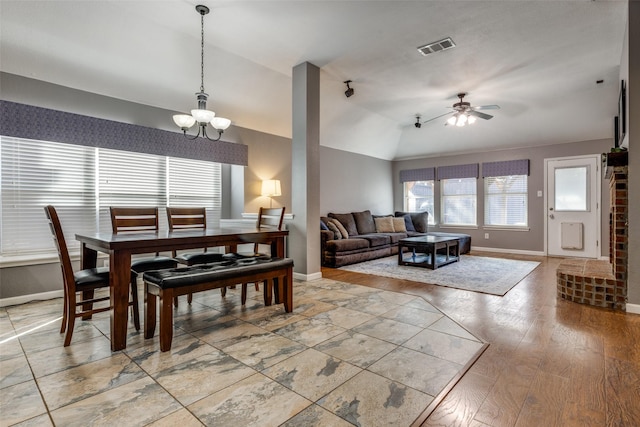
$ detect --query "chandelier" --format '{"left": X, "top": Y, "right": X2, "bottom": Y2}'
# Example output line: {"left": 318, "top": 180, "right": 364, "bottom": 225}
{"left": 172, "top": 5, "right": 231, "bottom": 141}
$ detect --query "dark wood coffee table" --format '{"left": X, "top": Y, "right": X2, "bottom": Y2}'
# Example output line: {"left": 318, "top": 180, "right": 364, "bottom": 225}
{"left": 398, "top": 235, "right": 460, "bottom": 270}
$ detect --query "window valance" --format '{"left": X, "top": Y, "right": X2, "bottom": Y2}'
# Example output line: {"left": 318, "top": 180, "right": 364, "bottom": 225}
{"left": 399, "top": 167, "right": 435, "bottom": 183}
{"left": 437, "top": 163, "right": 478, "bottom": 180}
{"left": 0, "top": 101, "right": 248, "bottom": 166}
{"left": 482, "top": 159, "right": 530, "bottom": 177}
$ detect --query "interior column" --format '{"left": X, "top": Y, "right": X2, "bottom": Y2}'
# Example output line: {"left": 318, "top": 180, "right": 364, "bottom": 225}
{"left": 290, "top": 62, "right": 322, "bottom": 280}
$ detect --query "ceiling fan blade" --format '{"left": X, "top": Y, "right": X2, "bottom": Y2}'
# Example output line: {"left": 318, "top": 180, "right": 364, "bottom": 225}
{"left": 468, "top": 110, "right": 493, "bottom": 120}
{"left": 473, "top": 104, "right": 500, "bottom": 111}
{"left": 421, "top": 110, "right": 454, "bottom": 124}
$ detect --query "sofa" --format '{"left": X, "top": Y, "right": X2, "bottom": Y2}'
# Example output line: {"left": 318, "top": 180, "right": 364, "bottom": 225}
{"left": 320, "top": 210, "right": 471, "bottom": 268}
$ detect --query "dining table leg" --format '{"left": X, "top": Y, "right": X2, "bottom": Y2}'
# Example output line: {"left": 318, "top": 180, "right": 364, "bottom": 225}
{"left": 80, "top": 243, "right": 99, "bottom": 320}
{"left": 110, "top": 249, "right": 132, "bottom": 351}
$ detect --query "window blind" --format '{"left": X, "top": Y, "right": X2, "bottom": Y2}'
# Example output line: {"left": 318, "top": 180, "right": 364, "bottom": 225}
{"left": 484, "top": 175, "right": 528, "bottom": 226}
{"left": 168, "top": 157, "right": 222, "bottom": 228}
{"left": 1, "top": 137, "right": 96, "bottom": 255}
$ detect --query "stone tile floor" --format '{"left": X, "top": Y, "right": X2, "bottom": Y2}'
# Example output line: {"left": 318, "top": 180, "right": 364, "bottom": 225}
{"left": 0, "top": 278, "right": 484, "bottom": 426}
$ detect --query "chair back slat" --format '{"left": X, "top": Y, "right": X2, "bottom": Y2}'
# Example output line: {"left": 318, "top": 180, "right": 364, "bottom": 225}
{"left": 166, "top": 207, "right": 207, "bottom": 230}
{"left": 110, "top": 207, "right": 159, "bottom": 233}
{"left": 44, "top": 205, "right": 76, "bottom": 292}
{"left": 257, "top": 207, "right": 285, "bottom": 231}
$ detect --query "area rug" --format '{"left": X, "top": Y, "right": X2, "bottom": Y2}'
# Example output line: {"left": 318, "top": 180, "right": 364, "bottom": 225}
{"left": 339, "top": 255, "right": 540, "bottom": 296}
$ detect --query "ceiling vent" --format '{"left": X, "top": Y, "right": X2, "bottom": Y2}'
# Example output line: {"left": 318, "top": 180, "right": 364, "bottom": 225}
{"left": 417, "top": 37, "right": 456, "bottom": 56}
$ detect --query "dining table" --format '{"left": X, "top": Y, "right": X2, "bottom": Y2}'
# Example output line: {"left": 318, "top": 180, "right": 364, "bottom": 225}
{"left": 76, "top": 226, "right": 289, "bottom": 351}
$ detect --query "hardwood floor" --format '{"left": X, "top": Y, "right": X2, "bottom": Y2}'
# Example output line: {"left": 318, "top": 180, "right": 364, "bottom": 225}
{"left": 321, "top": 252, "right": 640, "bottom": 427}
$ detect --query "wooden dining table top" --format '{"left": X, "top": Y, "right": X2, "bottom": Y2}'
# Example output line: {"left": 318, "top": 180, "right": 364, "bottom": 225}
{"left": 76, "top": 227, "right": 289, "bottom": 253}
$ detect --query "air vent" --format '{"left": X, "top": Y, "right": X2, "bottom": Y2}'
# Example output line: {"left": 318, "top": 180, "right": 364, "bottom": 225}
{"left": 417, "top": 37, "right": 456, "bottom": 56}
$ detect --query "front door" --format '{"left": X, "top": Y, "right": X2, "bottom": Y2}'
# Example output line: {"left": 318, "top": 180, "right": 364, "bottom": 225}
{"left": 545, "top": 155, "right": 600, "bottom": 258}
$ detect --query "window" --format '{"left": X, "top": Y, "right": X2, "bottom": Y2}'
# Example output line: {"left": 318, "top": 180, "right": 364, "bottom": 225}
{"left": 440, "top": 177, "right": 477, "bottom": 226}
{"left": 1, "top": 136, "right": 222, "bottom": 257}
{"left": 484, "top": 175, "right": 528, "bottom": 227}
{"left": 403, "top": 181, "right": 435, "bottom": 225}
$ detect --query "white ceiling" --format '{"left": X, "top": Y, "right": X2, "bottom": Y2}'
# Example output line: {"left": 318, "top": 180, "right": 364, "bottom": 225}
{"left": 0, "top": 1, "right": 628, "bottom": 161}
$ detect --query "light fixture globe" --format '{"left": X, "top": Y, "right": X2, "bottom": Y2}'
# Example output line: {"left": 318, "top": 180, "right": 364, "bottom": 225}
{"left": 191, "top": 108, "right": 215, "bottom": 124}
{"left": 212, "top": 117, "right": 232, "bottom": 130}
{"left": 173, "top": 114, "right": 196, "bottom": 130}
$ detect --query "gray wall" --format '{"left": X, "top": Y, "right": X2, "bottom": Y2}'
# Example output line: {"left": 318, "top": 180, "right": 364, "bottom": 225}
{"left": 392, "top": 139, "right": 612, "bottom": 254}
{"left": 320, "top": 146, "right": 394, "bottom": 215}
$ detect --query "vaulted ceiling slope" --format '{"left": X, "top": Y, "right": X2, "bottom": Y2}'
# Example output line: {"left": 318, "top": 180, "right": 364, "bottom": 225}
{"left": 0, "top": 1, "right": 628, "bottom": 161}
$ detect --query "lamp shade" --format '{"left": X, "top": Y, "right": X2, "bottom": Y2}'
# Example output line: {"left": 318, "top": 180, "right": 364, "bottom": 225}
{"left": 191, "top": 108, "right": 216, "bottom": 124}
{"left": 261, "top": 179, "right": 282, "bottom": 197}
{"left": 173, "top": 114, "right": 196, "bottom": 129}
{"left": 211, "top": 117, "right": 232, "bottom": 130}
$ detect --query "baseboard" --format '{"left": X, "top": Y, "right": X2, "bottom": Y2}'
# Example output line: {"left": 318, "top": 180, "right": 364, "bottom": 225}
{"left": 293, "top": 271, "right": 322, "bottom": 282}
{"left": 0, "top": 290, "right": 63, "bottom": 308}
{"left": 471, "top": 246, "right": 545, "bottom": 257}
{"left": 627, "top": 303, "right": 640, "bottom": 315}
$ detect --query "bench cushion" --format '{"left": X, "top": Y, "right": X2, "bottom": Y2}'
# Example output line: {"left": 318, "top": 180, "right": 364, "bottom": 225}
{"left": 144, "top": 257, "right": 293, "bottom": 289}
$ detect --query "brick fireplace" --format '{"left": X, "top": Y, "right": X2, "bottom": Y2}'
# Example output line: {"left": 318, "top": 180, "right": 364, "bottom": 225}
{"left": 556, "top": 154, "right": 628, "bottom": 311}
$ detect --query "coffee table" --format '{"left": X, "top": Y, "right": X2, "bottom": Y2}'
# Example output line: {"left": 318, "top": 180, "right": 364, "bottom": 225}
{"left": 398, "top": 235, "right": 460, "bottom": 270}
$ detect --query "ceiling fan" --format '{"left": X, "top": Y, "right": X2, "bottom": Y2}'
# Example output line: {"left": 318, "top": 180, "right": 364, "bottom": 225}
{"left": 418, "top": 93, "right": 500, "bottom": 127}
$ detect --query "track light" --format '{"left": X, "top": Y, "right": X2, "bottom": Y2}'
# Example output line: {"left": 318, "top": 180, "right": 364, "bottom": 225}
{"left": 415, "top": 115, "right": 422, "bottom": 128}
{"left": 344, "top": 80, "right": 354, "bottom": 98}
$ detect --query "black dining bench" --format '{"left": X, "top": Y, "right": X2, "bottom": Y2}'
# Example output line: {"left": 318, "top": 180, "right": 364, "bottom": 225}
{"left": 143, "top": 256, "right": 294, "bottom": 351}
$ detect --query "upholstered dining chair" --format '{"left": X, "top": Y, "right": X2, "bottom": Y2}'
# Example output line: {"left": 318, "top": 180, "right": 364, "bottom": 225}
{"left": 110, "top": 207, "right": 178, "bottom": 306}
{"left": 45, "top": 205, "right": 140, "bottom": 346}
{"left": 241, "top": 206, "right": 286, "bottom": 304}
{"left": 166, "top": 207, "right": 224, "bottom": 304}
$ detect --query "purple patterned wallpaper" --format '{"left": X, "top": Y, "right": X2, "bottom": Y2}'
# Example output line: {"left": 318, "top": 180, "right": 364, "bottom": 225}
{"left": 0, "top": 101, "right": 248, "bottom": 166}
{"left": 482, "top": 159, "right": 529, "bottom": 177}
{"left": 399, "top": 167, "right": 435, "bottom": 183}
{"left": 437, "top": 163, "right": 479, "bottom": 180}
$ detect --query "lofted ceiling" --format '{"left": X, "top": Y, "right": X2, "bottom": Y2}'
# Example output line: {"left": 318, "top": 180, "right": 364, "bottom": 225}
{"left": 0, "top": 1, "right": 628, "bottom": 161}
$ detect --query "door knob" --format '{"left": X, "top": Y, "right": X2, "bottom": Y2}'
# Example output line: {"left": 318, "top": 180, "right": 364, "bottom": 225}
{"left": 549, "top": 214, "right": 555, "bottom": 219}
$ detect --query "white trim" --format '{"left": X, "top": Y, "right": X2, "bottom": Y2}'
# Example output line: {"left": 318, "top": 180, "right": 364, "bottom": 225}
{"left": 0, "top": 290, "right": 63, "bottom": 308}
{"left": 626, "top": 303, "right": 640, "bottom": 315}
{"left": 471, "top": 246, "right": 545, "bottom": 257}
{"left": 293, "top": 271, "right": 322, "bottom": 282}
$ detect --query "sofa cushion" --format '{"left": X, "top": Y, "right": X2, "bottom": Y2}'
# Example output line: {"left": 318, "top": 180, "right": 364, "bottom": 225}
{"left": 329, "top": 218, "right": 349, "bottom": 239}
{"left": 392, "top": 217, "right": 407, "bottom": 233}
{"left": 357, "top": 233, "right": 390, "bottom": 247}
{"left": 374, "top": 216, "right": 395, "bottom": 233}
{"left": 395, "top": 211, "right": 429, "bottom": 233}
{"left": 328, "top": 212, "right": 359, "bottom": 236}
{"left": 386, "top": 232, "right": 408, "bottom": 244}
{"left": 325, "top": 220, "right": 342, "bottom": 239}
{"left": 352, "top": 210, "right": 376, "bottom": 235}
{"left": 326, "top": 238, "right": 370, "bottom": 252}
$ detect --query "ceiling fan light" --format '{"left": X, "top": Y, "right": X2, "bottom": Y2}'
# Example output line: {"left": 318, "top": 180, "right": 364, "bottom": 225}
{"left": 191, "top": 108, "right": 216, "bottom": 124}
{"left": 211, "top": 117, "right": 231, "bottom": 130}
{"left": 173, "top": 114, "right": 196, "bottom": 129}
{"left": 467, "top": 115, "right": 477, "bottom": 124}
{"left": 447, "top": 115, "right": 457, "bottom": 125}
{"left": 456, "top": 114, "right": 467, "bottom": 127}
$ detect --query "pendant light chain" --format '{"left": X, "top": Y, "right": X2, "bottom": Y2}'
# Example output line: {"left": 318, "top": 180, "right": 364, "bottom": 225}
{"left": 200, "top": 11, "right": 205, "bottom": 93}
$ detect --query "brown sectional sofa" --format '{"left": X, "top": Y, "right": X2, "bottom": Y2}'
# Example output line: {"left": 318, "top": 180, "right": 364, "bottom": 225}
{"left": 321, "top": 210, "right": 471, "bottom": 268}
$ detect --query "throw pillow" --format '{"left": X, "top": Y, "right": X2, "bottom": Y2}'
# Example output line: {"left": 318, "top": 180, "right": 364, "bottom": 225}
{"left": 395, "top": 212, "right": 416, "bottom": 232}
{"left": 395, "top": 211, "right": 428, "bottom": 233}
{"left": 320, "top": 219, "right": 329, "bottom": 230}
{"left": 328, "top": 213, "right": 359, "bottom": 236}
{"left": 392, "top": 217, "right": 407, "bottom": 232}
{"left": 328, "top": 218, "right": 349, "bottom": 239}
{"left": 325, "top": 220, "right": 342, "bottom": 239}
{"left": 352, "top": 210, "right": 376, "bottom": 234}
{"left": 374, "top": 216, "right": 395, "bottom": 233}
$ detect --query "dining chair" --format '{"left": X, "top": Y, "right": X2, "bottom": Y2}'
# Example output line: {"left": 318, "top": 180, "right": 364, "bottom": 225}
{"left": 110, "top": 207, "right": 178, "bottom": 306}
{"left": 166, "top": 207, "right": 225, "bottom": 303}
{"left": 45, "top": 205, "right": 140, "bottom": 346}
{"left": 241, "top": 206, "right": 286, "bottom": 304}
